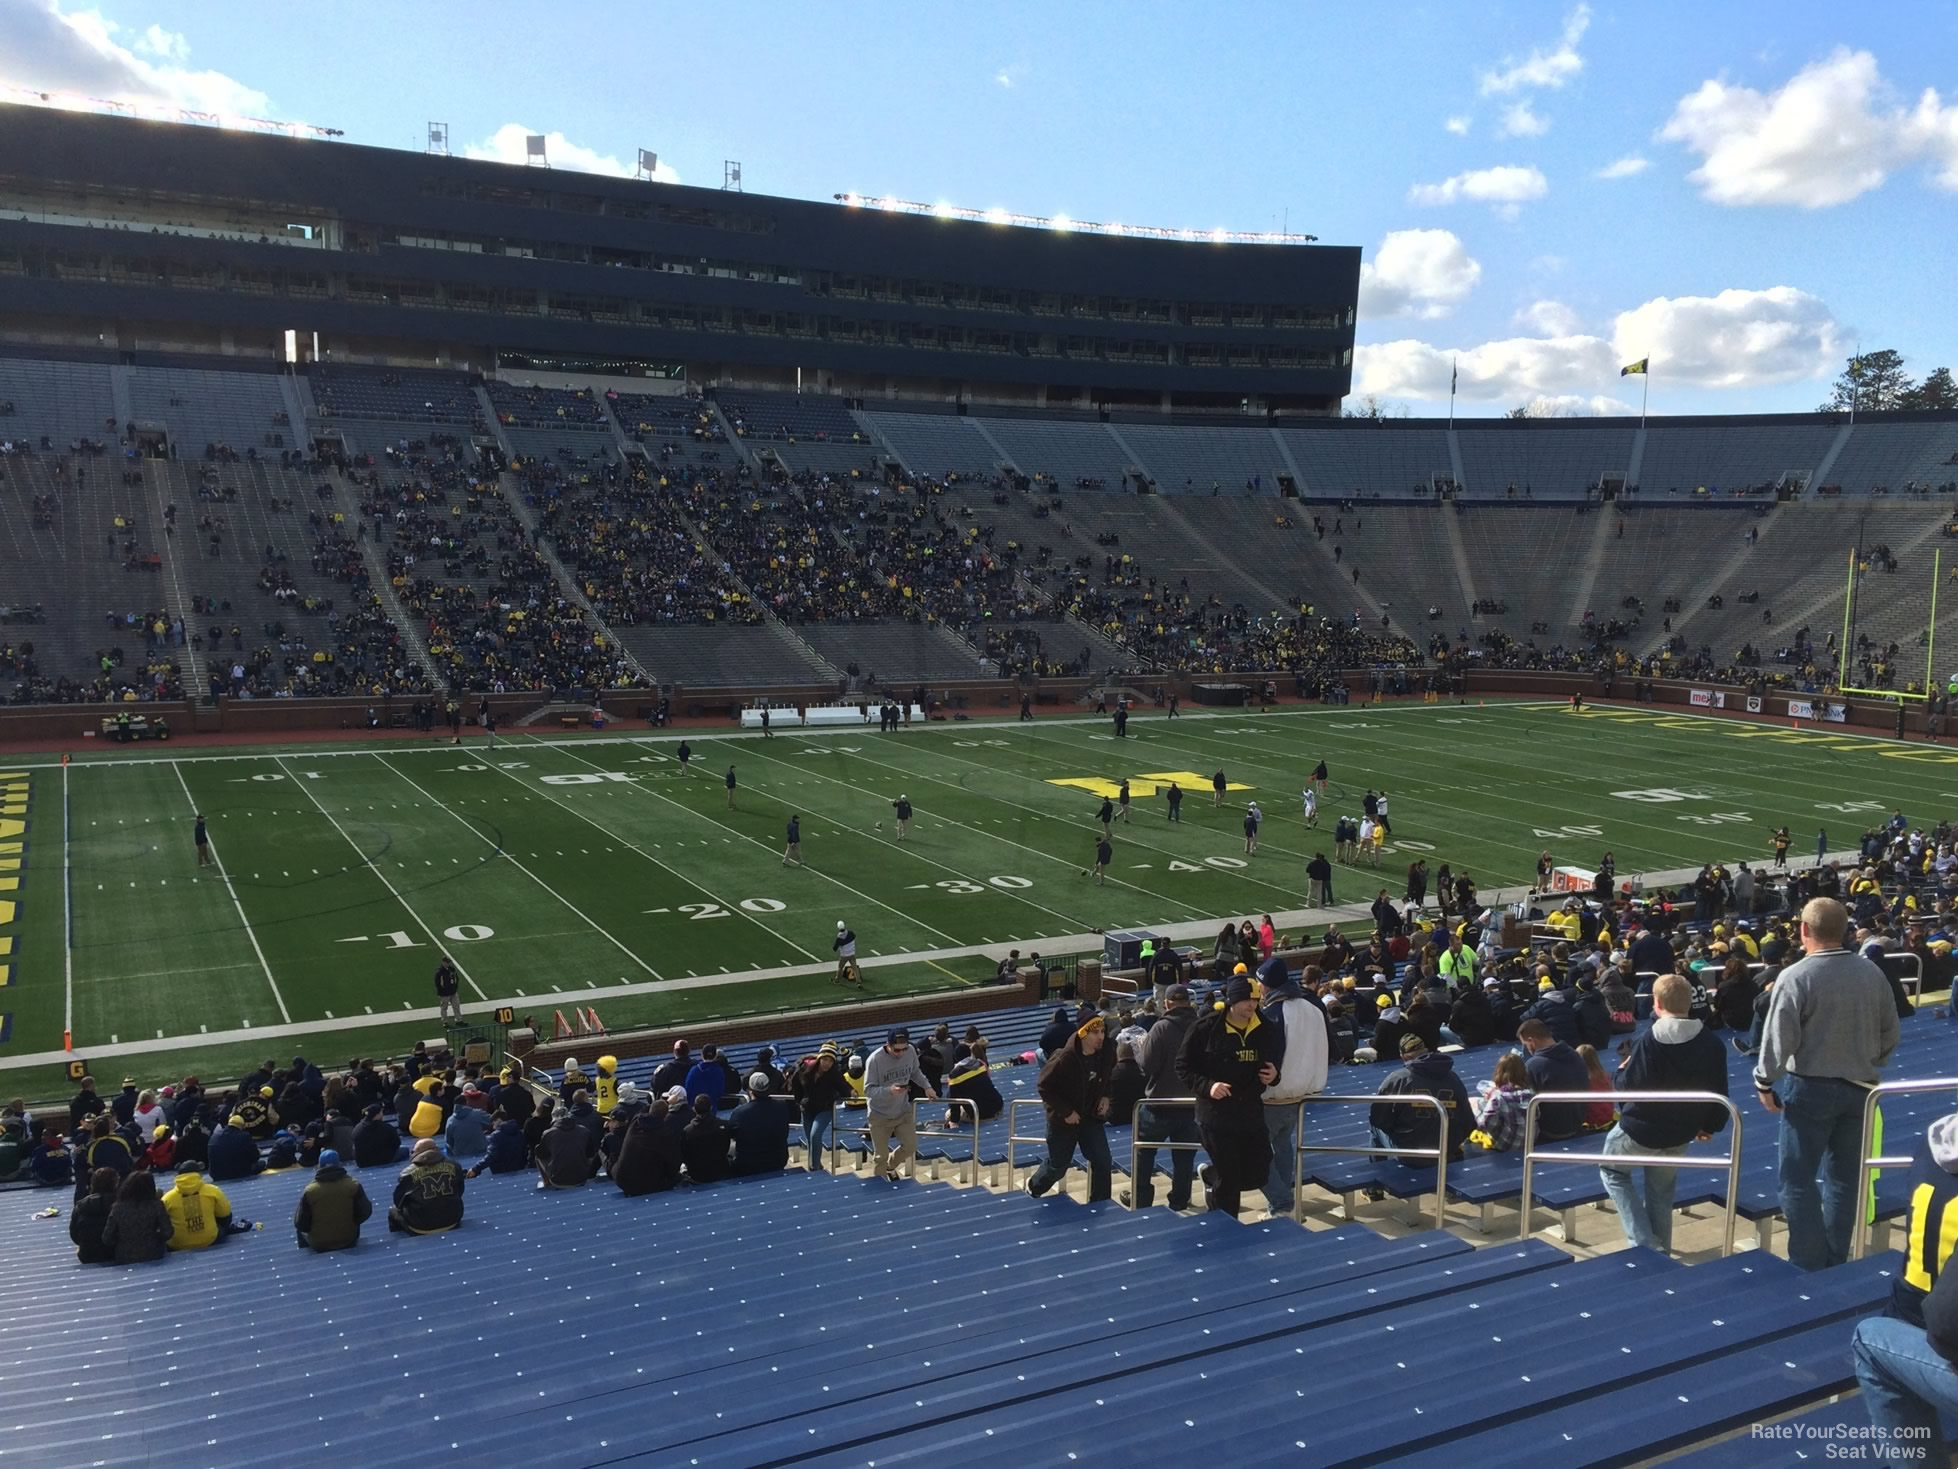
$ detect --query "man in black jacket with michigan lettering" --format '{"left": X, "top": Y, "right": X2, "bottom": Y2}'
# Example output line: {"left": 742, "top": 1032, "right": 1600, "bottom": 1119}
{"left": 1175, "top": 976, "right": 1281, "bottom": 1217}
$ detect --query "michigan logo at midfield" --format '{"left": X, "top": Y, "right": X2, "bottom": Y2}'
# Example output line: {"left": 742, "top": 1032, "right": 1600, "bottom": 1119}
{"left": 1046, "top": 771, "right": 1253, "bottom": 800}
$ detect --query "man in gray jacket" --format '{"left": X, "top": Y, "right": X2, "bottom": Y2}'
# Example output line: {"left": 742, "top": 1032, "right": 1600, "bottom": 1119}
{"left": 1122, "top": 985, "right": 1201, "bottom": 1212}
{"left": 1754, "top": 896, "right": 1901, "bottom": 1270}
{"left": 863, "top": 1028, "right": 936, "bottom": 1181}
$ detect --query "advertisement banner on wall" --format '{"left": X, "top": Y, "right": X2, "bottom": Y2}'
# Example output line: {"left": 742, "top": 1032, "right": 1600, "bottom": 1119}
{"left": 1787, "top": 699, "right": 1816, "bottom": 719}
{"left": 1825, "top": 702, "right": 1848, "bottom": 723}
{"left": 1714, "top": 691, "right": 1728, "bottom": 709}
{"left": 1689, "top": 688, "right": 1713, "bottom": 707}
{"left": 1745, "top": 695, "right": 1763, "bottom": 713}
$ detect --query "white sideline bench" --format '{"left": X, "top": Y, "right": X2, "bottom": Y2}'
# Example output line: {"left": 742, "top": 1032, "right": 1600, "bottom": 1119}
{"left": 739, "top": 704, "right": 924, "bottom": 729}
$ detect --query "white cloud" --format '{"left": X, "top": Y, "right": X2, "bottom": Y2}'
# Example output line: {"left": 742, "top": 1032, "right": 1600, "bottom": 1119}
{"left": 1408, "top": 164, "right": 1548, "bottom": 209}
{"left": 1358, "top": 229, "right": 1483, "bottom": 321}
{"left": 133, "top": 23, "right": 187, "bottom": 62}
{"left": 1516, "top": 393, "right": 1636, "bottom": 417}
{"left": 1595, "top": 155, "right": 1650, "bottom": 180}
{"left": 464, "top": 124, "right": 682, "bottom": 184}
{"left": 1659, "top": 48, "right": 1958, "bottom": 207}
{"left": 1479, "top": 4, "right": 1591, "bottom": 95}
{"left": 1356, "top": 284, "right": 1842, "bottom": 402}
{"left": 1516, "top": 300, "right": 1581, "bottom": 336}
{"left": 1356, "top": 334, "right": 1616, "bottom": 401}
{"left": 1444, "top": 114, "right": 1471, "bottom": 136}
{"left": 1611, "top": 286, "right": 1842, "bottom": 388}
{"left": 0, "top": 1, "right": 272, "bottom": 116}
{"left": 1498, "top": 100, "right": 1550, "bottom": 138}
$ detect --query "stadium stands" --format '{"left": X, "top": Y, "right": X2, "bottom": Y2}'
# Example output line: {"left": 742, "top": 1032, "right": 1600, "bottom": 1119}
{"left": 6, "top": 354, "right": 1958, "bottom": 701}
{"left": 310, "top": 364, "right": 482, "bottom": 427}
{"left": 125, "top": 364, "right": 292, "bottom": 457}
{"left": 0, "top": 353, "right": 116, "bottom": 446}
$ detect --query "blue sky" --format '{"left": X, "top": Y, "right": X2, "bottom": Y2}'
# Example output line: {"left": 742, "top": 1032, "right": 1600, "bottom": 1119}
{"left": 4, "top": 0, "right": 1956, "bottom": 416}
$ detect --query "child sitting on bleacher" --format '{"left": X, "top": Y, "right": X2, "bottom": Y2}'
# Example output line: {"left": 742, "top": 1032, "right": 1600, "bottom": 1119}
{"left": 1470, "top": 1053, "right": 1533, "bottom": 1152}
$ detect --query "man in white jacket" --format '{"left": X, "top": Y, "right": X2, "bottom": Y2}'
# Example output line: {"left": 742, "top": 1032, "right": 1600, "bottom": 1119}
{"left": 1259, "top": 966, "right": 1330, "bottom": 1220}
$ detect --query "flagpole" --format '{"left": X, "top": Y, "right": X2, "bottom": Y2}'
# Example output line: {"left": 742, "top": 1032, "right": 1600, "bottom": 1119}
{"left": 1641, "top": 369, "right": 1648, "bottom": 428}
{"left": 1448, "top": 358, "right": 1456, "bottom": 429}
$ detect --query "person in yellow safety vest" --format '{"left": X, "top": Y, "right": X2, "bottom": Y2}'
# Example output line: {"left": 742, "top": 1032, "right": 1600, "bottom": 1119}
{"left": 594, "top": 1056, "right": 619, "bottom": 1116}
{"left": 844, "top": 1055, "right": 867, "bottom": 1106}
{"left": 161, "top": 1170, "right": 233, "bottom": 1250}
{"left": 408, "top": 1081, "right": 447, "bottom": 1140}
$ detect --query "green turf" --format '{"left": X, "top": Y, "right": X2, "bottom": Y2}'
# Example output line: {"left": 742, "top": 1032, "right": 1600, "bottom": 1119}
{"left": 1, "top": 698, "right": 1944, "bottom": 1094}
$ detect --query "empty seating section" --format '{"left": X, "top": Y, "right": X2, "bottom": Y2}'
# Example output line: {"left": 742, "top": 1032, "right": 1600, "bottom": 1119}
{"left": 0, "top": 355, "right": 114, "bottom": 444}
{"left": 857, "top": 408, "right": 1004, "bottom": 479}
{"left": 619, "top": 621, "right": 832, "bottom": 687}
{"left": 484, "top": 379, "right": 606, "bottom": 429}
{"left": 798, "top": 620, "right": 986, "bottom": 681}
{"left": 1821, "top": 420, "right": 1958, "bottom": 494}
{"left": 719, "top": 388, "right": 863, "bottom": 442}
{"left": 1283, "top": 423, "right": 1453, "bottom": 496}
{"left": 309, "top": 365, "right": 481, "bottom": 426}
{"left": 1117, "top": 422, "right": 1289, "bottom": 494}
{"left": 1454, "top": 505, "right": 1595, "bottom": 635}
{"left": 1456, "top": 421, "right": 1637, "bottom": 499}
{"left": 979, "top": 416, "right": 1132, "bottom": 486}
{"left": 125, "top": 365, "right": 291, "bottom": 454}
{"left": 504, "top": 427, "right": 615, "bottom": 471}
{"left": 0, "top": 452, "right": 184, "bottom": 701}
{"left": 165, "top": 459, "right": 434, "bottom": 699}
{"left": 718, "top": 389, "right": 883, "bottom": 476}
{"left": 1638, "top": 422, "right": 1839, "bottom": 494}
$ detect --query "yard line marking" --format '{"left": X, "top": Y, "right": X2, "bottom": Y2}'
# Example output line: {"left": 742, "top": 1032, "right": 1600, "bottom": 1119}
{"left": 471, "top": 750, "right": 823, "bottom": 963}
{"left": 169, "top": 762, "right": 291, "bottom": 1024}
{"left": 62, "top": 761, "right": 73, "bottom": 1045}
{"left": 270, "top": 754, "right": 489, "bottom": 1002}
{"left": 375, "top": 755, "right": 666, "bottom": 985}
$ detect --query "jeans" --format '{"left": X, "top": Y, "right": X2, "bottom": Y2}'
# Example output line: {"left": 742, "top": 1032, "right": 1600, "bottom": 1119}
{"left": 1133, "top": 1103, "right": 1199, "bottom": 1209}
{"left": 1777, "top": 1074, "right": 1869, "bottom": 1271}
{"left": 1027, "top": 1117, "right": 1112, "bottom": 1201}
{"left": 803, "top": 1109, "right": 834, "bottom": 1169}
{"left": 1598, "top": 1123, "right": 1686, "bottom": 1253}
{"left": 1852, "top": 1315, "right": 1957, "bottom": 1464}
{"left": 1263, "top": 1104, "right": 1299, "bottom": 1216}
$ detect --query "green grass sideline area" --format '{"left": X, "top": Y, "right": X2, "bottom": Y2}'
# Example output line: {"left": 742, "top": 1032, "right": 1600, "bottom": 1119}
{"left": 1, "top": 698, "right": 1945, "bottom": 1097}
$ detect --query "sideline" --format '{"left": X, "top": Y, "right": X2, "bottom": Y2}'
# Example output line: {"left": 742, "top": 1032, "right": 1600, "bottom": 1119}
{"left": 0, "top": 844, "right": 1858, "bottom": 1075}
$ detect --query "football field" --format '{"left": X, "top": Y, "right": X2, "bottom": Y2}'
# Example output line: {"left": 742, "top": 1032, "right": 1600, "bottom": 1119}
{"left": 0, "top": 698, "right": 1946, "bottom": 1094}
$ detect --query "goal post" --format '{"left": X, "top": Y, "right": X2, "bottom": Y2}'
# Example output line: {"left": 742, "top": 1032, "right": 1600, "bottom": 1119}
{"left": 1838, "top": 545, "right": 1940, "bottom": 700}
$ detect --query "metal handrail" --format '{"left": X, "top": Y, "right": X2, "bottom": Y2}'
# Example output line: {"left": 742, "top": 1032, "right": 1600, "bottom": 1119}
{"left": 1126, "top": 1096, "right": 1205, "bottom": 1208}
{"left": 831, "top": 1095, "right": 981, "bottom": 1181}
{"left": 1297, "top": 1093, "right": 1449, "bottom": 1231}
{"left": 1881, "top": 951, "right": 1925, "bottom": 1006}
{"left": 1005, "top": 1096, "right": 1047, "bottom": 1182}
{"left": 1517, "top": 1091, "right": 1743, "bottom": 1256}
{"left": 1853, "top": 1077, "right": 1958, "bottom": 1259}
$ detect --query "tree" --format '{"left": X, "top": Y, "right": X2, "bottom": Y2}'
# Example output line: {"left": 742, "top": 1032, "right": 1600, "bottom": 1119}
{"left": 1819, "top": 349, "right": 1914, "bottom": 413}
{"left": 1899, "top": 366, "right": 1958, "bottom": 413}
{"left": 1505, "top": 403, "right": 1533, "bottom": 419}
{"left": 1342, "top": 394, "right": 1410, "bottom": 420}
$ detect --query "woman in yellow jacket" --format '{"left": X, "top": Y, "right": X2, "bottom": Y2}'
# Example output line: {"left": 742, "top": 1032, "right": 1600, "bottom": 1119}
{"left": 161, "top": 1170, "right": 234, "bottom": 1250}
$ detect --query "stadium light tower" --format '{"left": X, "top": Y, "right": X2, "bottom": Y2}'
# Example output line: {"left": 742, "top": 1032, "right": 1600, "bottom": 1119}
{"left": 723, "top": 160, "right": 743, "bottom": 192}
{"left": 426, "top": 122, "right": 449, "bottom": 156}
{"left": 525, "top": 134, "right": 549, "bottom": 167}
{"left": 636, "top": 148, "right": 660, "bottom": 181}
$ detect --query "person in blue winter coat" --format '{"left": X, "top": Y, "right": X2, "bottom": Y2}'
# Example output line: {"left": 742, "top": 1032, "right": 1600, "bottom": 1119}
{"left": 468, "top": 1117, "right": 530, "bottom": 1178}
{"left": 685, "top": 1046, "right": 736, "bottom": 1110}
{"left": 727, "top": 1074, "right": 792, "bottom": 1175}
{"left": 1519, "top": 980, "right": 1582, "bottom": 1047}
{"left": 206, "top": 1120, "right": 265, "bottom": 1181}
{"left": 444, "top": 1096, "right": 492, "bottom": 1159}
